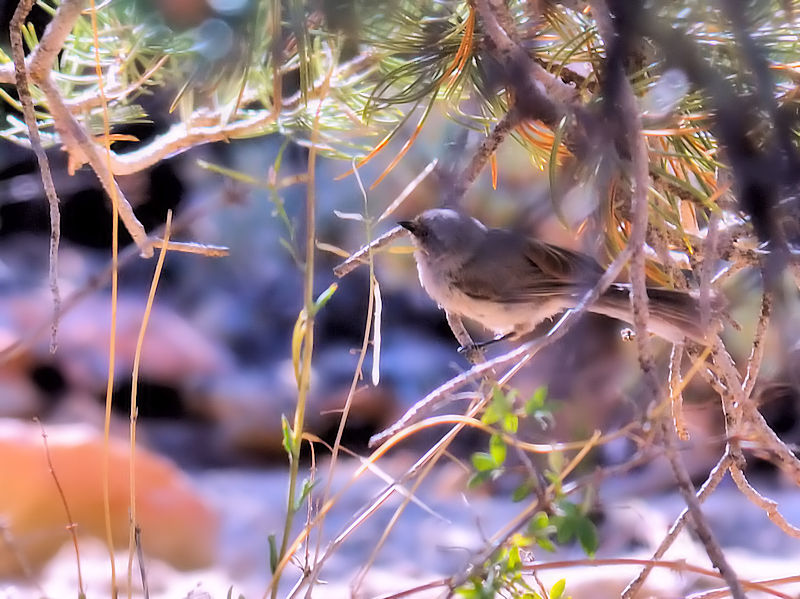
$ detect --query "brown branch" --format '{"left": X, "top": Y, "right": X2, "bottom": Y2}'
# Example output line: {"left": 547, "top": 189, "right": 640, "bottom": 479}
{"left": 743, "top": 403, "right": 800, "bottom": 485}
{"left": 38, "top": 75, "right": 152, "bottom": 255}
{"left": 593, "top": 0, "right": 744, "bottom": 593}
{"left": 28, "top": 0, "right": 86, "bottom": 79}
{"left": 729, "top": 466, "right": 800, "bottom": 538}
{"left": 659, "top": 420, "right": 746, "bottom": 599}
{"left": 10, "top": 0, "right": 64, "bottom": 351}
{"left": 445, "top": 311, "right": 487, "bottom": 365}
{"left": 622, "top": 452, "right": 734, "bottom": 599}
{"left": 523, "top": 558, "right": 791, "bottom": 599}
{"left": 332, "top": 225, "right": 407, "bottom": 278}
{"left": 448, "top": 107, "right": 520, "bottom": 203}
{"left": 742, "top": 291, "right": 772, "bottom": 398}
{"left": 473, "top": 0, "right": 589, "bottom": 155}
{"left": 669, "top": 344, "right": 689, "bottom": 440}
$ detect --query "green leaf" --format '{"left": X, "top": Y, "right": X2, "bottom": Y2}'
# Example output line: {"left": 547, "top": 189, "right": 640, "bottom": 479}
{"left": 525, "top": 386, "right": 548, "bottom": 414}
{"left": 472, "top": 452, "right": 496, "bottom": 472}
{"left": 576, "top": 516, "right": 599, "bottom": 557}
{"left": 455, "top": 587, "right": 480, "bottom": 599}
{"left": 492, "top": 385, "right": 512, "bottom": 412}
{"left": 555, "top": 511, "right": 577, "bottom": 544}
{"left": 489, "top": 434, "right": 507, "bottom": 466}
{"left": 550, "top": 578, "right": 567, "bottom": 599}
{"left": 548, "top": 451, "right": 564, "bottom": 474}
{"left": 512, "top": 481, "right": 533, "bottom": 502}
{"left": 311, "top": 282, "right": 338, "bottom": 316}
{"left": 502, "top": 413, "right": 519, "bottom": 434}
{"left": 467, "top": 470, "right": 492, "bottom": 489}
{"left": 268, "top": 533, "right": 279, "bottom": 573}
{"left": 281, "top": 415, "right": 294, "bottom": 456}
{"left": 530, "top": 511, "right": 550, "bottom": 531}
{"left": 535, "top": 537, "right": 557, "bottom": 553}
{"left": 294, "top": 477, "right": 316, "bottom": 511}
{"left": 482, "top": 402, "right": 502, "bottom": 425}
{"left": 507, "top": 545, "right": 521, "bottom": 570}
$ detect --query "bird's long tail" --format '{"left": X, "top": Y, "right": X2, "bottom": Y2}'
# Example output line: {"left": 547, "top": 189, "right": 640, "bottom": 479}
{"left": 591, "top": 284, "right": 713, "bottom": 343}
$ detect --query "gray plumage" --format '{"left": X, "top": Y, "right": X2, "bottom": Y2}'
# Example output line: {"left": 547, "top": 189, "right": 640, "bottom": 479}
{"left": 399, "top": 208, "right": 707, "bottom": 344}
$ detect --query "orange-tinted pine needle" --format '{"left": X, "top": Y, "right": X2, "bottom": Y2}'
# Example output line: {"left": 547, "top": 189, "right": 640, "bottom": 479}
{"left": 370, "top": 98, "right": 435, "bottom": 189}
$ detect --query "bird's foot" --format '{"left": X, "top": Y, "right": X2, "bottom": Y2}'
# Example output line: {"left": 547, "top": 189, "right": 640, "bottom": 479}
{"left": 457, "top": 333, "right": 511, "bottom": 355}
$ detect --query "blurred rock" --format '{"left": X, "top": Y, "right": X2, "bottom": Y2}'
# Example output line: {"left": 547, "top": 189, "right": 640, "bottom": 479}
{"left": 198, "top": 356, "right": 397, "bottom": 457}
{"left": 0, "top": 291, "right": 232, "bottom": 393}
{"left": 0, "top": 371, "right": 41, "bottom": 418}
{"left": 198, "top": 364, "right": 306, "bottom": 456}
{"left": 0, "top": 419, "right": 218, "bottom": 576}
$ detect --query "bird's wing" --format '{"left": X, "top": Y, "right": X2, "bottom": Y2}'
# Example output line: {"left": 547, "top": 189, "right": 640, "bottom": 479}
{"left": 522, "top": 237, "right": 604, "bottom": 282}
{"left": 454, "top": 231, "right": 604, "bottom": 303}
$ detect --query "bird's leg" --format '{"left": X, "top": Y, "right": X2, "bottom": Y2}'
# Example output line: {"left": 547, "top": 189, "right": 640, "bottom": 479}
{"left": 445, "top": 311, "right": 486, "bottom": 364}
{"left": 457, "top": 333, "right": 512, "bottom": 354}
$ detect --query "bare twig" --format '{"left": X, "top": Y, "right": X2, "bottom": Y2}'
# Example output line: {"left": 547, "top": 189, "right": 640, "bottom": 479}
{"left": 669, "top": 344, "right": 689, "bottom": 440}
{"left": 0, "top": 195, "right": 228, "bottom": 366}
{"left": 134, "top": 526, "right": 149, "bottom": 599}
{"left": 662, "top": 422, "right": 746, "bottom": 599}
{"left": 523, "top": 558, "right": 791, "bottom": 599}
{"left": 596, "top": 0, "right": 744, "bottom": 593}
{"left": 622, "top": 452, "right": 734, "bottom": 599}
{"left": 447, "top": 108, "right": 520, "bottom": 204}
{"left": 38, "top": 75, "right": 151, "bottom": 255}
{"left": 377, "top": 158, "right": 438, "bottom": 223}
{"left": 742, "top": 291, "right": 772, "bottom": 399}
{"left": 35, "top": 418, "right": 84, "bottom": 596}
{"left": 473, "top": 0, "right": 581, "bottom": 129}
{"left": 729, "top": 466, "right": 800, "bottom": 538}
{"left": 332, "top": 225, "right": 407, "bottom": 278}
{"left": 742, "top": 403, "right": 800, "bottom": 485}
{"left": 10, "top": 0, "right": 66, "bottom": 351}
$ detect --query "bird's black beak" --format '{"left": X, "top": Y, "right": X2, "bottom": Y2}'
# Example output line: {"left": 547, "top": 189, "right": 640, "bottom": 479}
{"left": 398, "top": 220, "right": 417, "bottom": 234}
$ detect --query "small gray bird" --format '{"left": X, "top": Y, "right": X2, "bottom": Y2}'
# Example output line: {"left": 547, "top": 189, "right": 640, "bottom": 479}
{"left": 399, "top": 208, "right": 709, "bottom": 347}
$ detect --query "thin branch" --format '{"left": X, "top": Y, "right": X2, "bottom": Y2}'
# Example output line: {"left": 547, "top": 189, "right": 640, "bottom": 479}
{"left": 447, "top": 107, "right": 520, "bottom": 204}
{"left": 38, "top": 75, "right": 152, "bottom": 255}
{"left": 622, "top": 452, "right": 734, "bottom": 599}
{"left": 729, "top": 466, "right": 800, "bottom": 538}
{"left": 669, "top": 344, "right": 689, "bottom": 440}
{"left": 743, "top": 402, "right": 800, "bottom": 485}
{"left": 742, "top": 291, "right": 772, "bottom": 399}
{"left": 333, "top": 225, "right": 406, "bottom": 278}
{"left": 474, "top": 0, "right": 579, "bottom": 124}
{"left": 522, "top": 558, "right": 791, "bottom": 599}
{"left": 596, "top": 0, "right": 745, "bottom": 594}
{"left": 28, "top": 0, "right": 86, "bottom": 80}
{"left": 10, "top": 0, "right": 63, "bottom": 351}
{"left": 134, "top": 526, "right": 149, "bottom": 599}
{"left": 0, "top": 194, "right": 228, "bottom": 366}
{"left": 36, "top": 418, "right": 84, "bottom": 596}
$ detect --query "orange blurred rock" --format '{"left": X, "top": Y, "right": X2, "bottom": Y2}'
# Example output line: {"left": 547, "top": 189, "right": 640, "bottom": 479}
{"left": 0, "top": 419, "right": 218, "bottom": 576}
